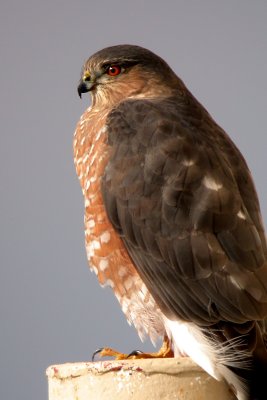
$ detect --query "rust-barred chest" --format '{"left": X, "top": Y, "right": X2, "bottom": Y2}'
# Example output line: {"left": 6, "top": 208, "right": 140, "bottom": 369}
{"left": 73, "top": 106, "right": 139, "bottom": 292}
{"left": 73, "top": 107, "right": 116, "bottom": 280}
{"left": 73, "top": 106, "right": 164, "bottom": 340}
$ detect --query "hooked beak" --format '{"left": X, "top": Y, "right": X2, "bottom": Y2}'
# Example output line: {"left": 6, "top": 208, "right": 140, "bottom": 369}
{"left": 77, "top": 71, "right": 96, "bottom": 98}
{"left": 77, "top": 80, "right": 95, "bottom": 98}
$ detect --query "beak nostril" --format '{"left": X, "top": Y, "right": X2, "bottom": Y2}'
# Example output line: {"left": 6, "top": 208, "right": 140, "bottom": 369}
{"left": 83, "top": 70, "right": 91, "bottom": 82}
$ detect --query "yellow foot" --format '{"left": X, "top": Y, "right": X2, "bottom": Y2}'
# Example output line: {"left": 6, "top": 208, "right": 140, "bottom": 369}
{"left": 92, "top": 336, "right": 174, "bottom": 361}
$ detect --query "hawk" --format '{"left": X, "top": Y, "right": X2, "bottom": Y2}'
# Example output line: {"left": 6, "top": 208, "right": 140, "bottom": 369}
{"left": 74, "top": 45, "right": 267, "bottom": 400}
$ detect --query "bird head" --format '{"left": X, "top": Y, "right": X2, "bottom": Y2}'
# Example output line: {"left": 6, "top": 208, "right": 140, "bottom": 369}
{"left": 77, "top": 44, "right": 182, "bottom": 107}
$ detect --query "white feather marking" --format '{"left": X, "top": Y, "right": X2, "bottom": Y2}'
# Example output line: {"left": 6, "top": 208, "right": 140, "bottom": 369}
{"left": 237, "top": 210, "right": 246, "bottom": 220}
{"left": 100, "top": 231, "right": 111, "bottom": 243}
{"left": 85, "top": 244, "right": 94, "bottom": 258}
{"left": 85, "top": 165, "right": 90, "bottom": 175}
{"left": 229, "top": 275, "right": 242, "bottom": 290}
{"left": 91, "top": 265, "right": 98, "bottom": 276}
{"left": 82, "top": 154, "right": 89, "bottom": 164}
{"left": 77, "top": 172, "right": 83, "bottom": 180}
{"left": 89, "top": 150, "right": 99, "bottom": 168}
{"left": 121, "top": 299, "right": 130, "bottom": 313}
{"left": 94, "top": 125, "right": 107, "bottom": 141}
{"left": 84, "top": 198, "right": 91, "bottom": 207}
{"left": 99, "top": 259, "right": 109, "bottom": 271}
{"left": 163, "top": 317, "right": 248, "bottom": 400}
{"left": 139, "top": 284, "right": 149, "bottom": 301}
{"left": 183, "top": 159, "right": 195, "bottom": 166}
{"left": 203, "top": 176, "right": 223, "bottom": 191}
{"left": 91, "top": 240, "right": 101, "bottom": 250}
{"left": 85, "top": 180, "right": 91, "bottom": 190}
{"left": 87, "top": 219, "right": 95, "bottom": 228}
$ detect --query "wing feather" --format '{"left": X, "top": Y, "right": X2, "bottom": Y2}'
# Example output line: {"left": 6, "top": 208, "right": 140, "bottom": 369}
{"left": 102, "top": 96, "right": 267, "bottom": 325}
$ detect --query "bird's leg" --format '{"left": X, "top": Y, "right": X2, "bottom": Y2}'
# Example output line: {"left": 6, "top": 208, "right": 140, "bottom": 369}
{"left": 92, "top": 335, "right": 174, "bottom": 361}
{"left": 92, "top": 347, "right": 129, "bottom": 361}
{"left": 133, "top": 335, "right": 174, "bottom": 359}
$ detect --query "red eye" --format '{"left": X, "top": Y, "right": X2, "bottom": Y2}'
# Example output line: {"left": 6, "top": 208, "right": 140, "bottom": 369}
{"left": 107, "top": 65, "right": 121, "bottom": 76}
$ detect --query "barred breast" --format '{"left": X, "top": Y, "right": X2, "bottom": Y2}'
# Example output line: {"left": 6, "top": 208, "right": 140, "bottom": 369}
{"left": 73, "top": 106, "right": 164, "bottom": 343}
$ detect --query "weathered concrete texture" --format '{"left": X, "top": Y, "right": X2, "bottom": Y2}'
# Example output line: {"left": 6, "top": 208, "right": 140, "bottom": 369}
{"left": 46, "top": 357, "right": 235, "bottom": 400}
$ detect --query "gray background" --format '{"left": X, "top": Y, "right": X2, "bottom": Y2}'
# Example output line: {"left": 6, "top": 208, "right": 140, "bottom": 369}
{"left": 1, "top": 1, "right": 266, "bottom": 399}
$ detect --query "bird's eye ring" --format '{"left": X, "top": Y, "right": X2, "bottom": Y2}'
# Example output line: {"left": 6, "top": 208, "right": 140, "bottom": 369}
{"left": 107, "top": 65, "right": 122, "bottom": 76}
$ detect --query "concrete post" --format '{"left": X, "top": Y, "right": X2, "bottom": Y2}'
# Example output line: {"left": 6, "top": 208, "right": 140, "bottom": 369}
{"left": 46, "top": 357, "right": 235, "bottom": 399}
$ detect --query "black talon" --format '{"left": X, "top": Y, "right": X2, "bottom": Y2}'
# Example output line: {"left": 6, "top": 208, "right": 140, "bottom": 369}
{"left": 127, "top": 350, "right": 143, "bottom": 358}
{"left": 92, "top": 348, "right": 104, "bottom": 362}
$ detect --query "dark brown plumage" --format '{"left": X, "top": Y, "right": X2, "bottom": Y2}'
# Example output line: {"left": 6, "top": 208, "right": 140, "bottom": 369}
{"left": 75, "top": 45, "right": 267, "bottom": 400}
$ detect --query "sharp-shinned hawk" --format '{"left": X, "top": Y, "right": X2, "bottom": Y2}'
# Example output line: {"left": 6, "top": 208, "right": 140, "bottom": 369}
{"left": 74, "top": 45, "right": 267, "bottom": 400}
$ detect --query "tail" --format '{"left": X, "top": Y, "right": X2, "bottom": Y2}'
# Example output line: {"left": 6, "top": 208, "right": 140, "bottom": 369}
{"left": 164, "top": 318, "right": 267, "bottom": 400}
{"left": 163, "top": 318, "right": 248, "bottom": 400}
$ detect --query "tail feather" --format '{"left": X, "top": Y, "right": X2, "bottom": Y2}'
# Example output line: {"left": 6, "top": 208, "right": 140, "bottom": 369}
{"left": 163, "top": 318, "right": 248, "bottom": 399}
{"left": 163, "top": 318, "right": 267, "bottom": 399}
